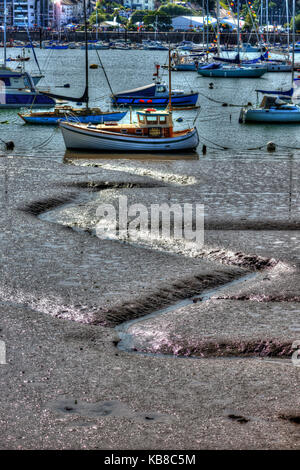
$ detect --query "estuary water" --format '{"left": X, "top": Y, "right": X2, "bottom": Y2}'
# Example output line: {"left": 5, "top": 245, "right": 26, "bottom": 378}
{"left": 0, "top": 48, "right": 300, "bottom": 161}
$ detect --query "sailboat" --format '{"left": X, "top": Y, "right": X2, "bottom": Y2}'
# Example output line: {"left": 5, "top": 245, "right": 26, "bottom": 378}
{"left": 59, "top": 51, "right": 199, "bottom": 153}
{"left": 198, "top": 0, "right": 267, "bottom": 78}
{"left": 18, "top": 0, "right": 127, "bottom": 125}
{"left": 0, "top": 0, "right": 55, "bottom": 109}
{"left": 240, "top": 0, "right": 300, "bottom": 123}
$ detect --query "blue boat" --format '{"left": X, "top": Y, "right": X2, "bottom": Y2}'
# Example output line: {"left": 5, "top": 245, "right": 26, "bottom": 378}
{"left": 18, "top": 107, "right": 127, "bottom": 125}
{"left": 0, "top": 66, "right": 55, "bottom": 108}
{"left": 18, "top": 4, "right": 127, "bottom": 125}
{"left": 111, "top": 82, "right": 198, "bottom": 107}
{"left": 111, "top": 65, "right": 198, "bottom": 108}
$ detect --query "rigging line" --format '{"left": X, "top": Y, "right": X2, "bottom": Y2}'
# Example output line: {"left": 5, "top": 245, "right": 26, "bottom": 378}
{"left": 94, "top": 49, "right": 114, "bottom": 96}
{"left": 31, "top": 128, "right": 58, "bottom": 149}
{"left": 197, "top": 91, "right": 249, "bottom": 107}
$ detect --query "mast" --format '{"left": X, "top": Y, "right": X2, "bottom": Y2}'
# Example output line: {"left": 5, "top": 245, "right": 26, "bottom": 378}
{"left": 3, "top": 0, "right": 7, "bottom": 66}
{"left": 202, "top": 0, "right": 205, "bottom": 53}
{"left": 286, "top": 0, "right": 290, "bottom": 53}
{"left": 83, "top": 0, "right": 89, "bottom": 108}
{"left": 168, "top": 48, "right": 172, "bottom": 112}
{"left": 168, "top": 47, "right": 173, "bottom": 138}
{"left": 292, "top": 0, "right": 295, "bottom": 85}
{"left": 216, "top": 0, "right": 220, "bottom": 56}
{"left": 266, "top": 0, "right": 269, "bottom": 45}
{"left": 237, "top": 0, "right": 240, "bottom": 57}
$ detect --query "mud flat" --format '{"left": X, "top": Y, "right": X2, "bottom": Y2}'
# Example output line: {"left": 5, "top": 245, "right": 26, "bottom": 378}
{"left": 0, "top": 152, "right": 300, "bottom": 449}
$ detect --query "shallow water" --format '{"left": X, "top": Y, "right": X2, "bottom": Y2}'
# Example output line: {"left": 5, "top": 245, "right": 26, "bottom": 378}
{"left": 0, "top": 48, "right": 300, "bottom": 161}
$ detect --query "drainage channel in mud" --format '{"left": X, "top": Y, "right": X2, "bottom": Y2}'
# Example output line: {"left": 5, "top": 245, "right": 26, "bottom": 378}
{"left": 115, "top": 272, "right": 259, "bottom": 358}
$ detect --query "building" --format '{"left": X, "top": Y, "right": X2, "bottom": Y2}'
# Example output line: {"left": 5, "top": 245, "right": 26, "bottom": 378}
{"left": 0, "top": 0, "right": 14, "bottom": 26}
{"left": 123, "top": 0, "right": 154, "bottom": 11}
{"left": 13, "top": 0, "right": 36, "bottom": 27}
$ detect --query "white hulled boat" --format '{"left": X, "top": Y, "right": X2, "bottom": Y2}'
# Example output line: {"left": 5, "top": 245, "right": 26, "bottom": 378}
{"left": 59, "top": 108, "right": 199, "bottom": 152}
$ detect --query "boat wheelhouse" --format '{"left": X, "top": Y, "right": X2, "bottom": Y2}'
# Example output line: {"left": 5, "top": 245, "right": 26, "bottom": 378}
{"left": 0, "top": 66, "right": 55, "bottom": 108}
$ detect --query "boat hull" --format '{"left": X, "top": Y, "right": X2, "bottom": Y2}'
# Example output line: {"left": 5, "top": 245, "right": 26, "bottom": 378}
{"left": 173, "top": 64, "right": 197, "bottom": 71}
{"left": 198, "top": 67, "right": 266, "bottom": 78}
{"left": 19, "top": 111, "right": 127, "bottom": 125}
{"left": 0, "top": 92, "right": 55, "bottom": 108}
{"left": 111, "top": 92, "right": 198, "bottom": 107}
{"left": 60, "top": 122, "right": 199, "bottom": 152}
{"left": 241, "top": 108, "right": 300, "bottom": 123}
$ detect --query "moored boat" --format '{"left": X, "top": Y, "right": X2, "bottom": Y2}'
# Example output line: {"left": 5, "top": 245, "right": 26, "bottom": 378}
{"left": 18, "top": 106, "right": 127, "bottom": 125}
{"left": 111, "top": 64, "right": 198, "bottom": 108}
{"left": 59, "top": 108, "right": 199, "bottom": 152}
{"left": 198, "top": 64, "right": 267, "bottom": 78}
{"left": 239, "top": 95, "right": 300, "bottom": 123}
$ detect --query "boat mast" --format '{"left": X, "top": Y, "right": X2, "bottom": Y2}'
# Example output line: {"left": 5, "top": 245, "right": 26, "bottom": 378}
{"left": 216, "top": 0, "right": 220, "bottom": 56}
{"left": 237, "top": 0, "right": 240, "bottom": 58}
{"left": 168, "top": 47, "right": 173, "bottom": 137}
{"left": 202, "top": 0, "right": 205, "bottom": 53}
{"left": 168, "top": 48, "right": 172, "bottom": 112}
{"left": 83, "top": 0, "right": 89, "bottom": 109}
{"left": 292, "top": 0, "right": 295, "bottom": 85}
{"left": 286, "top": 0, "right": 290, "bottom": 52}
{"left": 3, "top": 0, "right": 7, "bottom": 66}
{"left": 266, "top": 0, "right": 269, "bottom": 45}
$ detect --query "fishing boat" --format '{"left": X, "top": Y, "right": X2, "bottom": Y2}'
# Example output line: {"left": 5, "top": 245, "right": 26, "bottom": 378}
{"left": 0, "top": 66, "right": 55, "bottom": 108}
{"left": 18, "top": 0, "right": 127, "bottom": 125}
{"left": 59, "top": 108, "right": 199, "bottom": 152}
{"left": 111, "top": 64, "right": 198, "bottom": 108}
{"left": 59, "top": 51, "right": 199, "bottom": 152}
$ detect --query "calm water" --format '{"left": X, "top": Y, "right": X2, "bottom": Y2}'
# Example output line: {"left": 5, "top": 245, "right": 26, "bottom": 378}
{"left": 1, "top": 48, "right": 300, "bottom": 161}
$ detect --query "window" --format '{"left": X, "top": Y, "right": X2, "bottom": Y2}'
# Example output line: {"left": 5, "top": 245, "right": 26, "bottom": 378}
{"left": 159, "top": 116, "right": 166, "bottom": 124}
{"left": 146, "top": 116, "right": 158, "bottom": 124}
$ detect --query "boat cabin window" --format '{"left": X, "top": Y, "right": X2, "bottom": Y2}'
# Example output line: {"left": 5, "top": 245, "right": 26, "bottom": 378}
{"left": 146, "top": 116, "right": 158, "bottom": 124}
{"left": 138, "top": 115, "right": 145, "bottom": 123}
{"left": 159, "top": 116, "right": 167, "bottom": 124}
{"left": 156, "top": 85, "right": 166, "bottom": 93}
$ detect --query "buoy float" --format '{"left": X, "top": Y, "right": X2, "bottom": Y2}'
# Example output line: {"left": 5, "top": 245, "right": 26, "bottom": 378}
{"left": 267, "top": 141, "right": 276, "bottom": 152}
{"left": 89, "top": 64, "right": 98, "bottom": 69}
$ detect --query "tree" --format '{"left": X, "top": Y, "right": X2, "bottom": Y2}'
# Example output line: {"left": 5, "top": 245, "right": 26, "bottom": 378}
{"left": 143, "top": 11, "right": 172, "bottom": 31}
{"left": 158, "top": 3, "right": 196, "bottom": 17}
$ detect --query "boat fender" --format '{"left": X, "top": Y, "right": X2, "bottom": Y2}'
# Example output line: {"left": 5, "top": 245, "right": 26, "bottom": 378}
{"left": 267, "top": 142, "right": 276, "bottom": 152}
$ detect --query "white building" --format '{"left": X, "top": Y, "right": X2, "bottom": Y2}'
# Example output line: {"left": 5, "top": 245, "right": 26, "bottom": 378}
{"left": 54, "top": 0, "right": 83, "bottom": 27}
{"left": 123, "top": 0, "right": 154, "bottom": 10}
{"left": 13, "top": 0, "right": 36, "bottom": 27}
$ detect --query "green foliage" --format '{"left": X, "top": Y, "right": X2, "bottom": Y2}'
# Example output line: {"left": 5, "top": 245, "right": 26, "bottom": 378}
{"left": 158, "top": 3, "right": 196, "bottom": 17}
{"left": 143, "top": 11, "right": 172, "bottom": 31}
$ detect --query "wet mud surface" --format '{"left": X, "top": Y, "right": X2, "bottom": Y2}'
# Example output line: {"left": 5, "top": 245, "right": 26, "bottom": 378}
{"left": 1, "top": 153, "right": 300, "bottom": 449}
